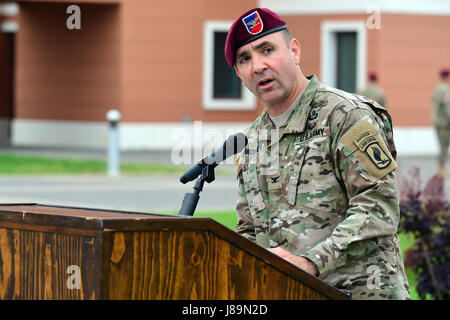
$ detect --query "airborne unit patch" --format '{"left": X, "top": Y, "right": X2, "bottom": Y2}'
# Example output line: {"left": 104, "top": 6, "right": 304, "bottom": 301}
{"left": 365, "top": 142, "right": 392, "bottom": 169}
{"left": 352, "top": 127, "right": 392, "bottom": 169}
{"left": 341, "top": 118, "right": 397, "bottom": 180}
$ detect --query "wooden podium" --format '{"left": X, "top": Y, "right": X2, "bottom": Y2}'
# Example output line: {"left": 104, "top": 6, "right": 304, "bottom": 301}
{"left": 0, "top": 204, "right": 349, "bottom": 300}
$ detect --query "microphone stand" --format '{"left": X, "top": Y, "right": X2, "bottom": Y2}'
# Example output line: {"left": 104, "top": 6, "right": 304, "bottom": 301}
{"left": 178, "top": 164, "right": 215, "bottom": 216}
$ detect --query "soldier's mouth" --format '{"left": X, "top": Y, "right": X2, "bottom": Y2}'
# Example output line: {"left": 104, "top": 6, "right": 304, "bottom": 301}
{"left": 258, "top": 78, "right": 274, "bottom": 88}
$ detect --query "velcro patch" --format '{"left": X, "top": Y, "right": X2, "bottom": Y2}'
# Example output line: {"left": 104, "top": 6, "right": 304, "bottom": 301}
{"left": 341, "top": 119, "right": 397, "bottom": 180}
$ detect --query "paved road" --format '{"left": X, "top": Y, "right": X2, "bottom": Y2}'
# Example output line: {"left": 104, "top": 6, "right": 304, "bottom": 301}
{"left": 0, "top": 146, "right": 448, "bottom": 214}
{"left": 0, "top": 174, "right": 239, "bottom": 214}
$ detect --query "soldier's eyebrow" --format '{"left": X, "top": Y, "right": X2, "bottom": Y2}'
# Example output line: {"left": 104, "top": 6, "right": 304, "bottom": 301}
{"left": 237, "top": 49, "right": 250, "bottom": 61}
{"left": 236, "top": 40, "right": 276, "bottom": 62}
{"left": 253, "top": 41, "right": 275, "bottom": 51}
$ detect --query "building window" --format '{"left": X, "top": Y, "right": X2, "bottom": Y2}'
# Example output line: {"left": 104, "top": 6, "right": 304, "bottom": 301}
{"left": 336, "top": 32, "right": 357, "bottom": 93}
{"left": 321, "top": 21, "right": 367, "bottom": 93}
{"left": 203, "top": 21, "right": 256, "bottom": 110}
{"left": 212, "top": 31, "right": 241, "bottom": 99}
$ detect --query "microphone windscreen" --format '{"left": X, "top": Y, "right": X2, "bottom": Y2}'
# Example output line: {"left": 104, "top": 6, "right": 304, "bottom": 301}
{"left": 227, "top": 132, "right": 248, "bottom": 156}
{"left": 210, "top": 133, "right": 248, "bottom": 164}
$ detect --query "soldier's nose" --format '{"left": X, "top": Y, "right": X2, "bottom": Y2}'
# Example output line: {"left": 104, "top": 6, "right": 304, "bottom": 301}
{"left": 252, "top": 57, "right": 268, "bottom": 74}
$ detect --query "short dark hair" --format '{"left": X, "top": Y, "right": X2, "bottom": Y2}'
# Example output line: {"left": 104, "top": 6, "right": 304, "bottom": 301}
{"left": 282, "top": 28, "right": 293, "bottom": 47}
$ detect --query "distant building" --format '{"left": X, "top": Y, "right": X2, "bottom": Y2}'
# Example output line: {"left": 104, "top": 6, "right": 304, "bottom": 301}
{"left": 0, "top": 0, "right": 449, "bottom": 157}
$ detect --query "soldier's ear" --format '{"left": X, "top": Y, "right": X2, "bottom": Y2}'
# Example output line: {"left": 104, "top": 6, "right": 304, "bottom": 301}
{"left": 290, "top": 38, "right": 301, "bottom": 65}
{"left": 234, "top": 65, "right": 241, "bottom": 79}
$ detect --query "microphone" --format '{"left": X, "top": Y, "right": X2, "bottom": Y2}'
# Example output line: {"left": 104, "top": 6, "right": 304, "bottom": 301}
{"left": 179, "top": 132, "right": 248, "bottom": 184}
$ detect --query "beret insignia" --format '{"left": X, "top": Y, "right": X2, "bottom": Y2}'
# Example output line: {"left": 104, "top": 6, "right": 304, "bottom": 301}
{"left": 242, "top": 10, "right": 264, "bottom": 35}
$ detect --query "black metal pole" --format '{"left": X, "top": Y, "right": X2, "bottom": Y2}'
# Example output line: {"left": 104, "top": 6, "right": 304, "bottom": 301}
{"left": 178, "top": 179, "right": 203, "bottom": 216}
{"left": 178, "top": 165, "right": 215, "bottom": 216}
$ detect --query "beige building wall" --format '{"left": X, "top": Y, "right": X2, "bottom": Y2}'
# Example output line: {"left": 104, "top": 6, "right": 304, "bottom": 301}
{"left": 120, "top": 0, "right": 260, "bottom": 123}
{"left": 284, "top": 13, "right": 450, "bottom": 127}
{"left": 13, "top": 0, "right": 260, "bottom": 124}
{"left": 8, "top": 1, "right": 450, "bottom": 153}
{"left": 379, "top": 14, "right": 450, "bottom": 127}
{"left": 15, "top": 2, "right": 120, "bottom": 121}
{"left": 14, "top": 2, "right": 449, "bottom": 126}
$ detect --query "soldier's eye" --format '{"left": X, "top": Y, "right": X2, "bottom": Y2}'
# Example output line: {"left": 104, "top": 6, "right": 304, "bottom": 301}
{"left": 239, "top": 56, "right": 250, "bottom": 64}
{"left": 263, "top": 47, "right": 273, "bottom": 54}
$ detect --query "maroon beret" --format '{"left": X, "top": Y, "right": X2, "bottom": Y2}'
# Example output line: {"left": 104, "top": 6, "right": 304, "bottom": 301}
{"left": 440, "top": 69, "right": 449, "bottom": 78}
{"left": 368, "top": 72, "right": 377, "bottom": 81}
{"left": 224, "top": 8, "right": 287, "bottom": 67}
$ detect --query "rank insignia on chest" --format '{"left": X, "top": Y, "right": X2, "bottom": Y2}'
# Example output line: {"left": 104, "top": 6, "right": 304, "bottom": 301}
{"left": 270, "top": 176, "right": 280, "bottom": 183}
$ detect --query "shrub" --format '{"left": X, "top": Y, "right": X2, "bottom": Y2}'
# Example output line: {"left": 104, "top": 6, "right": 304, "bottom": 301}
{"left": 397, "top": 168, "right": 449, "bottom": 300}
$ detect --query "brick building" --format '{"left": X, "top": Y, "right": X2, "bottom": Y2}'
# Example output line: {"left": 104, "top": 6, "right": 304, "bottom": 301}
{"left": 0, "top": 0, "right": 449, "bottom": 156}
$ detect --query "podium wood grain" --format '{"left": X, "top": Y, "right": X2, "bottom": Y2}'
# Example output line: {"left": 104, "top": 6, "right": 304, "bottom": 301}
{"left": 0, "top": 204, "right": 349, "bottom": 300}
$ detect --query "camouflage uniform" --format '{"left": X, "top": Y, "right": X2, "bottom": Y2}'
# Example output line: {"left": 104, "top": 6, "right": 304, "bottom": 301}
{"left": 235, "top": 75, "right": 411, "bottom": 300}
{"left": 432, "top": 82, "right": 450, "bottom": 167}
{"left": 358, "top": 84, "right": 386, "bottom": 108}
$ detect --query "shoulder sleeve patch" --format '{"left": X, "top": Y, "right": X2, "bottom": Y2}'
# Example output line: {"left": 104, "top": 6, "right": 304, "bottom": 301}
{"left": 340, "top": 118, "right": 397, "bottom": 180}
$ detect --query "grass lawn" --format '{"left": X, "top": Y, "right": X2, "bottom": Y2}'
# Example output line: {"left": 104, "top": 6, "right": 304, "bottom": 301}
{"left": 0, "top": 153, "right": 188, "bottom": 175}
{"left": 0, "top": 153, "right": 235, "bottom": 176}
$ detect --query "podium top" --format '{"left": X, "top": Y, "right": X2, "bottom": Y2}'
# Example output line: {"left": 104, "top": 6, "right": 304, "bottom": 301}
{"left": 0, "top": 203, "right": 188, "bottom": 231}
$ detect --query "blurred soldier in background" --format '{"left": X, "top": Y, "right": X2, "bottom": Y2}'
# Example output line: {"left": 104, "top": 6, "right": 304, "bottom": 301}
{"left": 358, "top": 72, "right": 387, "bottom": 108}
{"left": 432, "top": 69, "right": 450, "bottom": 177}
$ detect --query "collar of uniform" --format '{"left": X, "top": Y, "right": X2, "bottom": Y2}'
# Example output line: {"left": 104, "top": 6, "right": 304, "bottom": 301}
{"left": 284, "top": 74, "right": 320, "bottom": 135}
{"left": 249, "top": 74, "right": 320, "bottom": 148}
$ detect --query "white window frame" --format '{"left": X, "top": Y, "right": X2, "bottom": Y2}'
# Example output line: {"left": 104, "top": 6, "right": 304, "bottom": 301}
{"left": 320, "top": 21, "right": 367, "bottom": 91}
{"left": 202, "top": 21, "right": 256, "bottom": 110}
{"left": 1, "top": 2, "right": 19, "bottom": 33}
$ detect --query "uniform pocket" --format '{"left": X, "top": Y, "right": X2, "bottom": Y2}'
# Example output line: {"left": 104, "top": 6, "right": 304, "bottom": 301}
{"left": 294, "top": 134, "right": 342, "bottom": 214}
{"left": 240, "top": 154, "right": 266, "bottom": 214}
{"left": 287, "top": 143, "right": 308, "bottom": 205}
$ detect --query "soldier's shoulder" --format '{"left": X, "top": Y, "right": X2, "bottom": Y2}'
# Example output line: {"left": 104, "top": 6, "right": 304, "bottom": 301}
{"left": 315, "top": 84, "right": 394, "bottom": 143}
{"left": 434, "top": 83, "right": 450, "bottom": 95}
{"left": 315, "top": 84, "right": 385, "bottom": 119}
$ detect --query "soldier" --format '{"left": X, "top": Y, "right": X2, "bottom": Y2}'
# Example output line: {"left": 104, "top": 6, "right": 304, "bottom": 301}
{"left": 358, "top": 72, "right": 387, "bottom": 108}
{"left": 226, "top": 8, "right": 411, "bottom": 299}
{"left": 432, "top": 69, "right": 450, "bottom": 177}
